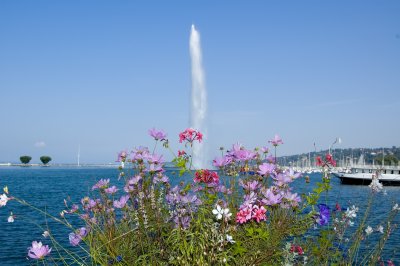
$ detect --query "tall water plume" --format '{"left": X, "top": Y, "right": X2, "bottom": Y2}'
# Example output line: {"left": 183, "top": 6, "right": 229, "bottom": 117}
{"left": 189, "top": 24, "right": 208, "bottom": 169}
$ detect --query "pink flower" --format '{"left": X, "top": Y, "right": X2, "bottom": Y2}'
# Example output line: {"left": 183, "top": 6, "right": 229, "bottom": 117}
{"left": 258, "top": 163, "right": 276, "bottom": 176}
{"left": 236, "top": 208, "right": 251, "bottom": 224}
{"left": 28, "top": 241, "right": 51, "bottom": 260}
{"left": 148, "top": 128, "right": 167, "bottom": 141}
{"left": 113, "top": 195, "right": 130, "bottom": 209}
{"left": 104, "top": 186, "right": 119, "bottom": 194}
{"left": 252, "top": 205, "right": 267, "bottom": 222}
{"left": 268, "top": 134, "right": 283, "bottom": 146}
{"left": 179, "top": 128, "right": 203, "bottom": 144}
{"left": 92, "top": 179, "right": 110, "bottom": 190}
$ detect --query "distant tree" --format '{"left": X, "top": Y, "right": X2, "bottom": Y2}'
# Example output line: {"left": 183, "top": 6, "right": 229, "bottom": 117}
{"left": 375, "top": 155, "right": 399, "bottom": 166}
{"left": 40, "top": 156, "right": 52, "bottom": 165}
{"left": 20, "top": 155, "right": 32, "bottom": 164}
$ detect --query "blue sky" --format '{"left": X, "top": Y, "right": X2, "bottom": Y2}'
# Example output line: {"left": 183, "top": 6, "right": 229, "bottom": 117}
{"left": 1, "top": 1, "right": 399, "bottom": 163}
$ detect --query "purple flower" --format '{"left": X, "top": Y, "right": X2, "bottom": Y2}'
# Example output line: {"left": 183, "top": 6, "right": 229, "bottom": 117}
{"left": 260, "top": 146, "right": 269, "bottom": 154}
{"left": 147, "top": 154, "right": 164, "bottom": 165}
{"left": 283, "top": 191, "right": 301, "bottom": 207}
{"left": 116, "top": 150, "right": 128, "bottom": 162}
{"left": 261, "top": 188, "right": 282, "bottom": 206}
{"left": 234, "top": 149, "right": 257, "bottom": 162}
{"left": 212, "top": 156, "right": 232, "bottom": 168}
{"left": 272, "top": 172, "right": 293, "bottom": 186}
{"left": 131, "top": 146, "right": 150, "bottom": 161}
{"left": 258, "top": 163, "right": 276, "bottom": 176}
{"left": 153, "top": 174, "right": 169, "bottom": 184}
{"left": 69, "top": 232, "right": 81, "bottom": 246}
{"left": 105, "top": 186, "right": 119, "bottom": 194}
{"left": 286, "top": 168, "right": 302, "bottom": 180}
{"left": 148, "top": 128, "right": 167, "bottom": 141}
{"left": 266, "top": 155, "right": 276, "bottom": 164}
{"left": 92, "top": 179, "right": 110, "bottom": 190}
{"left": 28, "top": 241, "right": 51, "bottom": 259}
{"left": 113, "top": 195, "right": 130, "bottom": 209}
{"left": 268, "top": 134, "right": 283, "bottom": 146}
{"left": 146, "top": 163, "right": 163, "bottom": 173}
{"left": 124, "top": 175, "right": 142, "bottom": 192}
{"left": 316, "top": 204, "right": 330, "bottom": 225}
{"left": 239, "top": 179, "right": 260, "bottom": 192}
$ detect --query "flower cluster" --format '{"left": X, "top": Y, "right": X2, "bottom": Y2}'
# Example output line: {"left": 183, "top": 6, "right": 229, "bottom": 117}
{"left": 194, "top": 169, "right": 219, "bottom": 184}
{"left": 316, "top": 153, "right": 337, "bottom": 167}
{"left": 179, "top": 128, "right": 203, "bottom": 144}
{"left": 236, "top": 204, "right": 267, "bottom": 224}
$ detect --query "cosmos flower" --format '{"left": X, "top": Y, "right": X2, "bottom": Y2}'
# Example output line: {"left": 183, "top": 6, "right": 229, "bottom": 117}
{"left": 148, "top": 128, "right": 167, "bottom": 141}
{"left": 27, "top": 241, "right": 51, "bottom": 260}
{"left": 258, "top": 163, "right": 276, "bottom": 176}
{"left": 212, "top": 156, "right": 232, "bottom": 168}
{"left": 92, "top": 179, "right": 110, "bottom": 190}
{"left": 104, "top": 186, "right": 119, "bottom": 194}
{"left": 268, "top": 134, "right": 283, "bottom": 146}
{"left": 113, "top": 195, "right": 130, "bottom": 209}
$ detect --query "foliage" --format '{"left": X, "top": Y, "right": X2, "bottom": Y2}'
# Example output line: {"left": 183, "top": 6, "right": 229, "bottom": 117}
{"left": 40, "top": 156, "right": 52, "bottom": 165}
{"left": 19, "top": 155, "right": 32, "bottom": 164}
{"left": 2, "top": 128, "right": 399, "bottom": 265}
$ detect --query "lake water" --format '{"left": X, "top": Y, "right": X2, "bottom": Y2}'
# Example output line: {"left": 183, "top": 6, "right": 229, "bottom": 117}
{"left": 0, "top": 166, "right": 399, "bottom": 265}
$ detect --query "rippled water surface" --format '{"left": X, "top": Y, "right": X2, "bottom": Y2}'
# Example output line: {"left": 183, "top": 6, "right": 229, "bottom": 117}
{"left": 0, "top": 167, "right": 399, "bottom": 265}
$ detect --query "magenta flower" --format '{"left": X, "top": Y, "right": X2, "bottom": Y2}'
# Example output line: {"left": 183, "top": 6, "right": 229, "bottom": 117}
{"left": 258, "top": 163, "right": 276, "bottom": 176}
{"left": 105, "top": 186, "right": 119, "bottom": 194}
{"left": 27, "top": 241, "right": 51, "bottom": 260}
{"left": 179, "top": 128, "right": 203, "bottom": 144}
{"left": 236, "top": 208, "right": 252, "bottom": 224}
{"left": 268, "top": 134, "right": 283, "bottom": 146}
{"left": 92, "top": 179, "right": 110, "bottom": 190}
{"left": 113, "top": 195, "right": 130, "bottom": 209}
{"left": 148, "top": 128, "right": 167, "bottom": 141}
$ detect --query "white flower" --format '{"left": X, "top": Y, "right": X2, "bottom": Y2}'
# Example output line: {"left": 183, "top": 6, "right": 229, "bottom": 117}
{"left": 393, "top": 203, "right": 400, "bottom": 211}
{"left": 212, "top": 204, "right": 231, "bottom": 220}
{"left": 345, "top": 205, "right": 358, "bottom": 219}
{"left": 0, "top": 193, "right": 10, "bottom": 207}
{"left": 42, "top": 231, "right": 50, "bottom": 238}
{"left": 3, "top": 186, "right": 9, "bottom": 194}
{"left": 7, "top": 213, "right": 14, "bottom": 223}
{"left": 226, "top": 234, "right": 235, "bottom": 243}
{"left": 365, "top": 226, "right": 373, "bottom": 235}
{"left": 377, "top": 225, "right": 384, "bottom": 234}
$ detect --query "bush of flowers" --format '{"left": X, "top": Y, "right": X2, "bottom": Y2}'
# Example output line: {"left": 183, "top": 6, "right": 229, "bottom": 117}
{"left": 1, "top": 128, "right": 399, "bottom": 265}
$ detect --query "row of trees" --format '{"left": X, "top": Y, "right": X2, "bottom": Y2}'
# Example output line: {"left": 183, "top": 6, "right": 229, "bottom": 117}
{"left": 19, "top": 156, "right": 52, "bottom": 165}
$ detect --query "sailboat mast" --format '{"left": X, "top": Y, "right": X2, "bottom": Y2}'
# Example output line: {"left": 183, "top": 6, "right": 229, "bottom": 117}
{"left": 78, "top": 145, "right": 81, "bottom": 167}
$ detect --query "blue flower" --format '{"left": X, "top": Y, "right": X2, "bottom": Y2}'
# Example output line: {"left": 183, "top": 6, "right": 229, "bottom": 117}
{"left": 316, "top": 204, "right": 330, "bottom": 225}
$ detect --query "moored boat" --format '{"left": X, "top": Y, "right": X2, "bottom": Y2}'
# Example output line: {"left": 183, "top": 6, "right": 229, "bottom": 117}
{"left": 333, "top": 165, "right": 400, "bottom": 185}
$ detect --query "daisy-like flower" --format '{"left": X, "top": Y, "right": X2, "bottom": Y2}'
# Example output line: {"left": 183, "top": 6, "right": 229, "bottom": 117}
{"left": 28, "top": 241, "right": 51, "bottom": 260}
{"left": 0, "top": 193, "right": 10, "bottom": 207}
{"left": 148, "top": 128, "right": 167, "bottom": 141}
{"left": 104, "top": 186, "right": 119, "bottom": 194}
{"left": 212, "top": 204, "right": 232, "bottom": 220}
{"left": 365, "top": 226, "right": 373, "bottom": 235}
{"left": 369, "top": 175, "right": 383, "bottom": 193}
{"left": 268, "top": 134, "right": 283, "bottom": 146}
{"left": 393, "top": 203, "right": 400, "bottom": 211}
{"left": 226, "top": 234, "right": 235, "bottom": 244}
